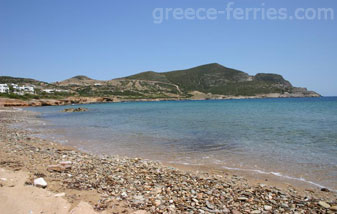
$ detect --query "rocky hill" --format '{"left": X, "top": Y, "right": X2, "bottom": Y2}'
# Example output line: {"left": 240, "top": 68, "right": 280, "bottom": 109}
{"left": 0, "top": 63, "right": 321, "bottom": 106}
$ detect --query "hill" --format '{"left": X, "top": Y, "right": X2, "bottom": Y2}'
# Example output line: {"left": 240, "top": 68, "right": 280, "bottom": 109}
{"left": 54, "top": 75, "right": 102, "bottom": 86}
{"left": 0, "top": 76, "right": 49, "bottom": 86}
{"left": 0, "top": 63, "right": 321, "bottom": 104}
{"left": 123, "top": 63, "right": 306, "bottom": 96}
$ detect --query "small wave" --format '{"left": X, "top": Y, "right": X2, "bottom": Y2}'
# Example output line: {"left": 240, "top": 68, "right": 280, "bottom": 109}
{"left": 222, "top": 166, "right": 337, "bottom": 192}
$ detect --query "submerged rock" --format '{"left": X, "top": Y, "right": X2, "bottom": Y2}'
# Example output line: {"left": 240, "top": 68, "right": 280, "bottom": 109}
{"left": 62, "top": 107, "right": 88, "bottom": 113}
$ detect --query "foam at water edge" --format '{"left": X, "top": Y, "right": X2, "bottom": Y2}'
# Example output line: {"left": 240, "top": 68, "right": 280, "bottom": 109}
{"left": 222, "top": 166, "right": 337, "bottom": 193}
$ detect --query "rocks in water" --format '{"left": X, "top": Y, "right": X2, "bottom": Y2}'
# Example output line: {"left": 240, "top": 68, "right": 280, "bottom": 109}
{"left": 33, "top": 178, "right": 47, "bottom": 188}
{"left": 62, "top": 107, "right": 88, "bottom": 113}
{"left": 318, "top": 201, "right": 331, "bottom": 209}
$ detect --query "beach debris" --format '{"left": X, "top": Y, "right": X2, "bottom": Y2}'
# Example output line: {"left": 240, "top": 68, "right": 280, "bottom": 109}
{"left": 33, "top": 178, "right": 47, "bottom": 188}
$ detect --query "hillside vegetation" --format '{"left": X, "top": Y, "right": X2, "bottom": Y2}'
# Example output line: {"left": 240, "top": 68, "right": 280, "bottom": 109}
{"left": 0, "top": 63, "right": 320, "bottom": 100}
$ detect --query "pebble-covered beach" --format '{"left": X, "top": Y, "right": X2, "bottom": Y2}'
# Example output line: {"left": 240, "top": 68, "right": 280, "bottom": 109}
{"left": 0, "top": 108, "right": 336, "bottom": 213}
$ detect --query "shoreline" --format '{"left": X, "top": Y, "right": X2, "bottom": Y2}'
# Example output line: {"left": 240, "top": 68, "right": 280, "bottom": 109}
{"left": 1, "top": 107, "right": 336, "bottom": 213}
{"left": 0, "top": 93, "right": 322, "bottom": 107}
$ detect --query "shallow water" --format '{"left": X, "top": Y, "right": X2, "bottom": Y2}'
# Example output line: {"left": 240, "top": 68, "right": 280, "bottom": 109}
{"left": 28, "top": 97, "right": 337, "bottom": 190}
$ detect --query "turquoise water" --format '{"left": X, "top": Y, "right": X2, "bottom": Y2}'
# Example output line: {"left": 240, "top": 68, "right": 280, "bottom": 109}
{"left": 29, "top": 97, "right": 337, "bottom": 190}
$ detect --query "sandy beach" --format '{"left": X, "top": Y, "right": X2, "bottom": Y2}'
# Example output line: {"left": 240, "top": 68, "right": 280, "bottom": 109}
{"left": 0, "top": 107, "right": 336, "bottom": 213}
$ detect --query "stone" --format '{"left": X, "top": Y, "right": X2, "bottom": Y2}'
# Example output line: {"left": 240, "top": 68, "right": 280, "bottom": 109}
{"left": 320, "top": 188, "right": 330, "bottom": 192}
{"left": 47, "top": 165, "right": 70, "bottom": 172}
{"left": 154, "top": 200, "right": 161, "bottom": 207}
{"left": 59, "top": 161, "right": 72, "bottom": 165}
{"left": 132, "top": 211, "right": 147, "bottom": 214}
{"left": 62, "top": 107, "right": 88, "bottom": 113}
{"left": 238, "top": 197, "right": 248, "bottom": 201}
{"left": 206, "top": 201, "right": 215, "bottom": 210}
{"left": 330, "top": 206, "right": 337, "bottom": 211}
{"left": 34, "top": 178, "right": 47, "bottom": 188}
{"left": 54, "top": 192, "right": 66, "bottom": 197}
{"left": 318, "top": 201, "right": 330, "bottom": 209}
{"left": 251, "top": 211, "right": 261, "bottom": 214}
{"left": 264, "top": 205, "right": 272, "bottom": 211}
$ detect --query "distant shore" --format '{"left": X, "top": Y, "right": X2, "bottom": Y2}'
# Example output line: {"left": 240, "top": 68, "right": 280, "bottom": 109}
{"left": 0, "top": 107, "right": 336, "bottom": 213}
{"left": 0, "top": 92, "right": 321, "bottom": 107}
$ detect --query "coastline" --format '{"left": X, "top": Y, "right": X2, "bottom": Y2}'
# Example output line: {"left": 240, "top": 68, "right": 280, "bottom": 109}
{"left": 1, "top": 107, "right": 336, "bottom": 213}
{"left": 0, "top": 92, "right": 321, "bottom": 107}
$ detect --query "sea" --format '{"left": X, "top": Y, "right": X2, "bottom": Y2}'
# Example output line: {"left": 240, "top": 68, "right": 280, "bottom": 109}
{"left": 28, "top": 97, "right": 337, "bottom": 191}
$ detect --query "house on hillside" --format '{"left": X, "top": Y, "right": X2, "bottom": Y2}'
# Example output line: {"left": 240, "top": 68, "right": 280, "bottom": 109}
{"left": 11, "top": 84, "right": 35, "bottom": 95}
{"left": 0, "top": 84, "right": 9, "bottom": 93}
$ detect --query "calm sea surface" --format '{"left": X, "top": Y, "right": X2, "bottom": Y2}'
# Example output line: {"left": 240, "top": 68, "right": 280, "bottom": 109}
{"left": 28, "top": 97, "right": 337, "bottom": 190}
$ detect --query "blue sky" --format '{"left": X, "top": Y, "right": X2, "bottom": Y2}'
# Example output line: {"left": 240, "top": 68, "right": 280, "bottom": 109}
{"left": 0, "top": 0, "right": 336, "bottom": 95}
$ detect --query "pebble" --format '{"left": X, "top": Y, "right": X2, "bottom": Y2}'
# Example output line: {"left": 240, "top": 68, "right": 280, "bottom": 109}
{"left": 54, "top": 192, "right": 66, "bottom": 197}
{"left": 264, "top": 205, "right": 272, "bottom": 211}
{"left": 33, "top": 178, "right": 47, "bottom": 188}
{"left": 238, "top": 197, "right": 248, "bottom": 201}
{"left": 154, "top": 200, "right": 161, "bottom": 207}
{"left": 318, "top": 201, "right": 330, "bottom": 209}
{"left": 1, "top": 109, "right": 337, "bottom": 213}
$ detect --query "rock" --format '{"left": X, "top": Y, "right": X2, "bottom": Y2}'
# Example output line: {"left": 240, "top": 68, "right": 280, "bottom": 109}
{"left": 54, "top": 192, "right": 66, "bottom": 197}
{"left": 121, "top": 192, "right": 128, "bottom": 198}
{"left": 47, "top": 164, "right": 70, "bottom": 172}
{"left": 132, "top": 211, "right": 147, "bottom": 214}
{"left": 206, "top": 201, "right": 215, "bottom": 209}
{"left": 264, "top": 205, "right": 272, "bottom": 211}
{"left": 320, "top": 188, "right": 330, "bottom": 192}
{"left": 62, "top": 107, "right": 88, "bottom": 113}
{"left": 330, "top": 206, "right": 337, "bottom": 211}
{"left": 34, "top": 178, "right": 47, "bottom": 188}
{"left": 251, "top": 211, "right": 261, "bottom": 214}
{"left": 232, "top": 210, "right": 241, "bottom": 214}
{"left": 318, "top": 201, "right": 330, "bottom": 209}
{"left": 59, "top": 161, "right": 72, "bottom": 165}
{"left": 154, "top": 200, "right": 161, "bottom": 207}
{"left": 238, "top": 197, "right": 248, "bottom": 201}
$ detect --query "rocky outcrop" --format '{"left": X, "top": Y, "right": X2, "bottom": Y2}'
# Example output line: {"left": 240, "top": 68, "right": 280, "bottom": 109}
{"left": 62, "top": 107, "right": 88, "bottom": 113}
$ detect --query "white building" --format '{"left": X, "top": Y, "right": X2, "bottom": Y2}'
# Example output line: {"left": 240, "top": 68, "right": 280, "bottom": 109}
{"left": 0, "top": 84, "right": 9, "bottom": 93}
{"left": 12, "top": 84, "right": 35, "bottom": 94}
{"left": 42, "top": 89, "right": 55, "bottom": 93}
